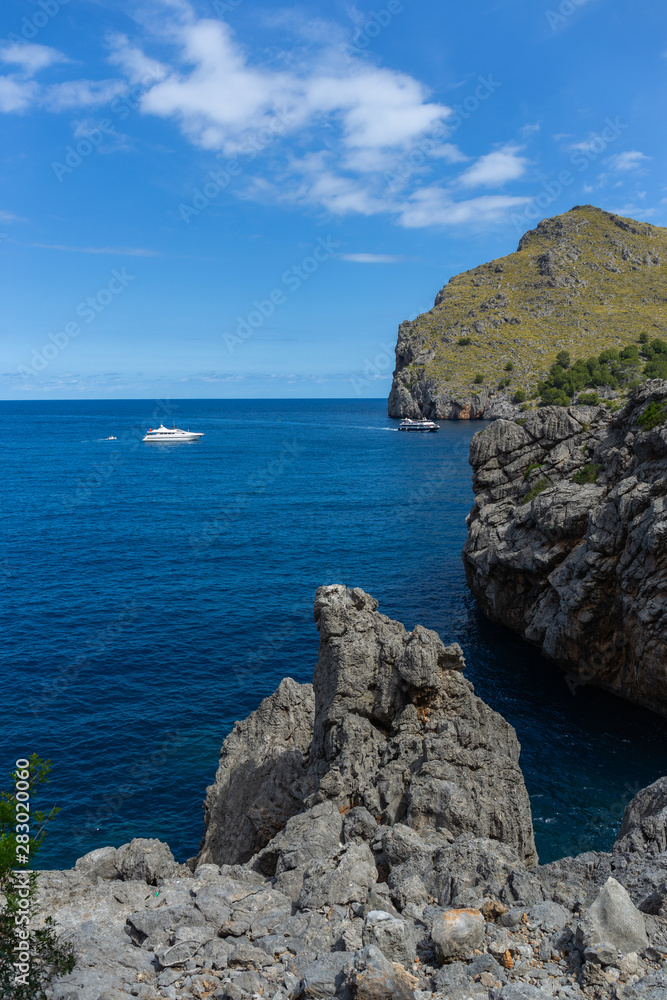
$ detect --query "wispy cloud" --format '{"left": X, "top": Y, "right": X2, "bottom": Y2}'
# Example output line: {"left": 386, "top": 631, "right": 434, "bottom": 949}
{"left": 458, "top": 144, "right": 528, "bottom": 188}
{"left": 0, "top": 42, "right": 68, "bottom": 74}
{"left": 340, "top": 253, "right": 404, "bottom": 263}
{"left": 13, "top": 241, "right": 160, "bottom": 256}
{"left": 607, "top": 150, "right": 649, "bottom": 172}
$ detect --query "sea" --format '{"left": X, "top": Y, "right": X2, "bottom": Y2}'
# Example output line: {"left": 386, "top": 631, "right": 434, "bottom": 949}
{"left": 2, "top": 398, "right": 666, "bottom": 870}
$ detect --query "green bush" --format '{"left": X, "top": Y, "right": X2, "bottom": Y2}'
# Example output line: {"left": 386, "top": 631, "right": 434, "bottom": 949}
{"left": 513, "top": 389, "right": 527, "bottom": 404}
{"left": 577, "top": 391, "right": 599, "bottom": 405}
{"left": 639, "top": 332, "right": 650, "bottom": 344}
{"left": 457, "top": 336, "right": 472, "bottom": 346}
{"left": 524, "top": 462, "right": 542, "bottom": 479}
{"left": 504, "top": 361, "right": 514, "bottom": 371}
{"left": 637, "top": 401, "right": 667, "bottom": 431}
{"left": 572, "top": 463, "right": 602, "bottom": 485}
{"left": 538, "top": 337, "right": 661, "bottom": 407}
{"left": 525, "top": 478, "right": 549, "bottom": 503}
{"left": 473, "top": 373, "right": 484, "bottom": 384}
{"left": 0, "top": 757, "right": 76, "bottom": 1000}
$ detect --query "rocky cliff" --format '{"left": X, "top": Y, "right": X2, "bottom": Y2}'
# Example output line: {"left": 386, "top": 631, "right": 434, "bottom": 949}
{"left": 200, "top": 585, "right": 537, "bottom": 870}
{"left": 463, "top": 380, "right": 667, "bottom": 715}
{"left": 36, "top": 586, "right": 667, "bottom": 1000}
{"left": 388, "top": 205, "right": 667, "bottom": 419}
{"left": 34, "top": 587, "right": 667, "bottom": 1000}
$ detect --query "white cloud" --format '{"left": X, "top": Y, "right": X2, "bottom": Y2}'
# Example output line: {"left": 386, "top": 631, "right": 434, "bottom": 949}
{"left": 0, "top": 76, "right": 37, "bottom": 113}
{"left": 0, "top": 42, "right": 67, "bottom": 74}
{"left": 340, "top": 253, "right": 404, "bottom": 263}
{"left": 607, "top": 150, "right": 649, "bottom": 172}
{"left": 134, "top": 18, "right": 450, "bottom": 160}
{"left": 458, "top": 145, "right": 528, "bottom": 188}
{"left": 15, "top": 241, "right": 159, "bottom": 255}
{"left": 0, "top": 209, "right": 26, "bottom": 222}
{"left": 0, "top": 3, "right": 536, "bottom": 232}
{"left": 106, "top": 34, "right": 167, "bottom": 86}
{"left": 398, "top": 188, "right": 532, "bottom": 228}
{"left": 42, "top": 79, "right": 126, "bottom": 111}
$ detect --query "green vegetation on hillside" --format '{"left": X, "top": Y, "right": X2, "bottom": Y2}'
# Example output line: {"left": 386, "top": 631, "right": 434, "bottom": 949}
{"left": 393, "top": 206, "right": 667, "bottom": 404}
{"left": 536, "top": 337, "right": 667, "bottom": 405}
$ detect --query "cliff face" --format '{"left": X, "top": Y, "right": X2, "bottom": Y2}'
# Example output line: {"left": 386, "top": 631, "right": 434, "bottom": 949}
{"left": 199, "top": 585, "right": 537, "bottom": 870}
{"left": 462, "top": 381, "right": 667, "bottom": 715}
{"left": 34, "top": 590, "right": 667, "bottom": 1000}
{"left": 388, "top": 205, "right": 667, "bottom": 419}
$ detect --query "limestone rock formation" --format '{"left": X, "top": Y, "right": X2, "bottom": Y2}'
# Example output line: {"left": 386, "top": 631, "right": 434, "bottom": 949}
{"left": 199, "top": 677, "right": 315, "bottom": 865}
{"left": 462, "top": 380, "right": 667, "bottom": 715}
{"left": 37, "top": 775, "right": 667, "bottom": 1000}
{"left": 388, "top": 205, "right": 667, "bottom": 420}
{"left": 199, "top": 584, "right": 537, "bottom": 869}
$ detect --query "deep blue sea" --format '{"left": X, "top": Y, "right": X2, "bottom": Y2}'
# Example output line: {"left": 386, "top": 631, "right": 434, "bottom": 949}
{"left": 2, "top": 398, "right": 666, "bottom": 869}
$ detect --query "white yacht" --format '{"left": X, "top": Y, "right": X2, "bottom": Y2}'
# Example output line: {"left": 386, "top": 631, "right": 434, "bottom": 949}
{"left": 142, "top": 424, "right": 204, "bottom": 443}
{"left": 398, "top": 418, "right": 439, "bottom": 433}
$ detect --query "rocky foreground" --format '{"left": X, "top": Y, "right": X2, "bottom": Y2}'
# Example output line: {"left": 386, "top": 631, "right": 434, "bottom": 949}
{"left": 462, "top": 380, "right": 667, "bottom": 716}
{"left": 38, "top": 587, "right": 667, "bottom": 1000}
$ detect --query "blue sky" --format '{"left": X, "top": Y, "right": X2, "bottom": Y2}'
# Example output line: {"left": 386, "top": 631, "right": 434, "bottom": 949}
{"left": 1, "top": 0, "right": 666, "bottom": 399}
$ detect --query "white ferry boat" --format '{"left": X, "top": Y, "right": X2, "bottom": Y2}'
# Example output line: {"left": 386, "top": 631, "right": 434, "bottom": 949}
{"left": 398, "top": 418, "right": 439, "bottom": 433}
{"left": 142, "top": 424, "right": 204, "bottom": 443}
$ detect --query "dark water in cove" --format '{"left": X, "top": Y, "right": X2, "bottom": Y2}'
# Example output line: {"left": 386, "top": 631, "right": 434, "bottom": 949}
{"left": 2, "top": 398, "right": 666, "bottom": 869}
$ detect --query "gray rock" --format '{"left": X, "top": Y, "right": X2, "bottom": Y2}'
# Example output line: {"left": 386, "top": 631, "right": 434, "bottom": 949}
{"left": 462, "top": 382, "right": 667, "bottom": 716}
{"left": 115, "top": 838, "right": 179, "bottom": 884}
{"left": 75, "top": 846, "right": 119, "bottom": 881}
{"left": 362, "top": 910, "right": 417, "bottom": 965}
{"left": 523, "top": 900, "right": 568, "bottom": 932}
{"left": 615, "top": 777, "right": 667, "bottom": 854}
{"left": 345, "top": 944, "right": 416, "bottom": 1000}
{"left": 199, "top": 676, "right": 316, "bottom": 865}
{"left": 343, "top": 807, "right": 378, "bottom": 844}
{"left": 577, "top": 877, "right": 648, "bottom": 957}
{"left": 199, "top": 585, "right": 536, "bottom": 872}
{"left": 431, "top": 907, "right": 484, "bottom": 962}
{"left": 297, "top": 841, "right": 377, "bottom": 909}
{"left": 298, "top": 952, "right": 351, "bottom": 998}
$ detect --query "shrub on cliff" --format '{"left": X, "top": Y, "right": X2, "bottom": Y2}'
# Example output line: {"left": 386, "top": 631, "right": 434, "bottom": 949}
{"left": 0, "top": 756, "right": 76, "bottom": 1000}
{"left": 637, "top": 401, "right": 667, "bottom": 431}
{"left": 537, "top": 339, "right": 649, "bottom": 406}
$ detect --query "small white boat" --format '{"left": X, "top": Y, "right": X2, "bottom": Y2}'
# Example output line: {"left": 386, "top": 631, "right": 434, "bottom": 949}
{"left": 104, "top": 436, "right": 117, "bottom": 440}
{"left": 398, "top": 418, "right": 439, "bottom": 433}
{"left": 142, "top": 424, "right": 204, "bottom": 443}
